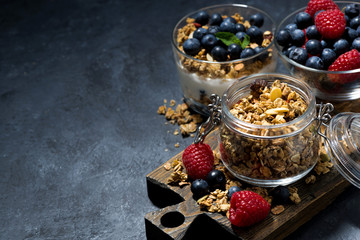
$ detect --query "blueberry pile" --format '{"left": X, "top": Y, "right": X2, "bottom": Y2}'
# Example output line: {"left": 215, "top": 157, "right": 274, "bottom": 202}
{"left": 181, "top": 10, "right": 270, "bottom": 61}
{"left": 190, "top": 170, "right": 227, "bottom": 199}
{"left": 276, "top": 3, "right": 360, "bottom": 70}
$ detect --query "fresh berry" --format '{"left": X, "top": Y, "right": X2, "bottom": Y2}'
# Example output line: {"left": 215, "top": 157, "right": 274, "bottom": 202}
{"left": 182, "top": 143, "right": 214, "bottom": 180}
{"left": 295, "top": 12, "right": 313, "bottom": 29}
{"left": 211, "top": 46, "right": 228, "bottom": 61}
{"left": 227, "top": 186, "right": 242, "bottom": 200}
{"left": 207, "top": 25, "right": 220, "bottom": 35}
{"left": 358, "top": 26, "right": 360, "bottom": 35}
{"left": 315, "top": 9, "right": 346, "bottom": 40}
{"left": 235, "top": 31, "right": 247, "bottom": 41}
{"left": 228, "top": 43, "right": 242, "bottom": 60}
{"left": 194, "top": 10, "right": 209, "bottom": 25}
{"left": 235, "top": 23, "right": 246, "bottom": 33}
{"left": 306, "top": 56, "right": 324, "bottom": 69}
{"left": 305, "top": 39, "right": 322, "bottom": 55}
{"left": 201, "top": 34, "right": 218, "bottom": 51}
{"left": 209, "top": 13, "right": 222, "bottom": 26}
{"left": 229, "top": 191, "right": 270, "bottom": 227}
{"left": 182, "top": 38, "right": 201, "bottom": 56}
{"left": 285, "top": 23, "right": 298, "bottom": 32}
{"left": 289, "top": 47, "right": 308, "bottom": 64}
{"left": 328, "top": 49, "right": 360, "bottom": 83}
{"left": 246, "top": 26, "right": 263, "bottom": 44}
{"left": 305, "top": 25, "right": 321, "bottom": 40}
{"left": 270, "top": 186, "right": 290, "bottom": 205}
{"left": 343, "top": 27, "right": 359, "bottom": 42}
{"left": 314, "top": 10, "right": 325, "bottom": 19}
{"left": 333, "top": 39, "right": 350, "bottom": 56}
{"left": 290, "top": 29, "right": 306, "bottom": 46}
{"left": 223, "top": 16, "right": 237, "bottom": 24}
{"left": 305, "top": 0, "right": 339, "bottom": 18}
{"left": 276, "top": 29, "right": 291, "bottom": 47}
{"left": 206, "top": 170, "right": 226, "bottom": 190}
{"left": 283, "top": 45, "right": 296, "bottom": 57}
{"left": 240, "top": 48, "right": 256, "bottom": 58}
{"left": 191, "top": 179, "right": 209, "bottom": 199}
{"left": 321, "top": 39, "right": 332, "bottom": 49}
{"left": 321, "top": 48, "right": 337, "bottom": 67}
{"left": 219, "top": 21, "right": 237, "bottom": 34}
{"left": 352, "top": 37, "right": 360, "bottom": 51}
{"left": 345, "top": 3, "right": 359, "bottom": 18}
{"left": 193, "top": 27, "right": 208, "bottom": 41}
{"left": 254, "top": 46, "right": 267, "bottom": 60}
{"left": 350, "top": 16, "right": 360, "bottom": 30}
{"left": 250, "top": 13, "right": 264, "bottom": 27}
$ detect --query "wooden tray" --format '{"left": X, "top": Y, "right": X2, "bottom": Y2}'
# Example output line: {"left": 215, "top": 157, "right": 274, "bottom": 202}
{"left": 145, "top": 129, "right": 351, "bottom": 240}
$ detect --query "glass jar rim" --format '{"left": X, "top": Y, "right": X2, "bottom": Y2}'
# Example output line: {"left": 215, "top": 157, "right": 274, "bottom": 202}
{"left": 171, "top": 3, "right": 277, "bottom": 64}
{"left": 221, "top": 73, "right": 316, "bottom": 139}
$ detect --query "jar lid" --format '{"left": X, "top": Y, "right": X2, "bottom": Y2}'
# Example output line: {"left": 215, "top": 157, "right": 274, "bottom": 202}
{"left": 325, "top": 112, "right": 360, "bottom": 188}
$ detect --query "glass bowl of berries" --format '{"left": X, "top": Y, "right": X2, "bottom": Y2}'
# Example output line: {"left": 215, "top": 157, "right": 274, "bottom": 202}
{"left": 172, "top": 4, "right": 277, "bottom": 116}
{"left": 275, "top": 0, "right": 360, "bottom": 101}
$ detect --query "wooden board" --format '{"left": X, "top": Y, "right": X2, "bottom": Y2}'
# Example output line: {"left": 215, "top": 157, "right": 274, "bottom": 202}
{"left": 145, "top": 99, "right": 359, "bottom": 239}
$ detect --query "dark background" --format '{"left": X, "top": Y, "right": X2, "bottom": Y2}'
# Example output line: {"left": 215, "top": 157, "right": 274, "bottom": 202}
{"left": 1, "top": 0, "right": 359, "bottom": 239}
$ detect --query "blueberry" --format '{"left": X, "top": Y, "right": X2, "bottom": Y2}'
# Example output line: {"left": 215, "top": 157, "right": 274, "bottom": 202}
{"left": 246, "top": 26, "right": 263, "bottom": 45}
{"left": 343, "top": 27, "right": 359, "bottom": 42}
{"left": 276, "top": 29, "right": 291, "bottom": 47}
{"left": 201, "top": 34, "right": 218, "bottom": 50}
{"left": 352, "top": 37, "right": 360, "bottom": 51}
{"left": 194, "top": 10, "right": 209, "bottom": 25}
{"left": 306, "top": 25, "right": 321, "bottom": 40}
{"left": 271, "top": 186, "right": 290, "bottom": 205}
{"left": 289, "top": 47, "right": 308, "bottom": 65}
{"left": 290, "top": 29, "right": 305, "bottom": 46}
{"left": 282, "top": 45, "right": 296, "bottom": 57}
{"left": 228, "top": 43, "right": 242, "bottom": 60}
{"left": 182, "top": 38, "right": 201, "bottom": 56}
{"left": 345, "top": 15, "right": 351, "bottom": 27}
{"left": 345, "top": 4, "right": 359, "bottom": 18}
{"left": 321, "top": 39, "right": 332, "bottom": 49}
{"left": 254, "top": 46, "right": 267, "bottom": 60}
{"left": 235, "top": 31, "right": 247, "bottom": 41}
{"left": 285, "top": 23, "right": 298, "bottom": 32}
{"left": 321, "top": 48, "right": 337, "bottom": 68}
{"left": 250, "top": 13, "right": 264, "bottom": 27}
{"left": 295, "top": 12, "right": 312, "bottom": 29}
{"left": 350, "top": 16, "right": 360, "bottom": 29}
{"left": 209, "top": 13, "right": 222, "bottom": 26}
{"left": 223, "top": 17, "right": 237, "bottom": 24}
{"left": 240, "top": 48, "right": 255, "bottom": 58}
{"left": 191, "top": 179, "right": 209, "bottom": 198}
{"left": 193, "top": 27, "right": 208, "bottom": 41}
{"left": 333, "top": 39, "right": 350, "bottom": 56}
{"left": 219, "top": 21, "right": 237, "bottom": 34}
{"left": 211, "top": 46, "right": 228, "bottom": 61}
{"left": 305, "top": 39, "right": 322, "bottom": 55}
{"left": 306, "top": 56, "right": 324, "bottom": 70}
{"left": 235, "top": 23, "right": 246, "bottom": 33}
{"left": 357, "top": 26, "right": 360, "bottom": 35}
{"left": 227, "top": 186, "right": 242, "bottom": 200}
{"left": 208, "top": 25, "right": 220, "bottom": 35}
{"left": 206, "top": 170, "right": 226, "bottom": 190}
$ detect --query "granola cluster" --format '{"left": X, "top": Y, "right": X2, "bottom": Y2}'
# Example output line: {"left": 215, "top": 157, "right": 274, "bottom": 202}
{"left": 220, "top": 80, "right": 321, "bottom": 180}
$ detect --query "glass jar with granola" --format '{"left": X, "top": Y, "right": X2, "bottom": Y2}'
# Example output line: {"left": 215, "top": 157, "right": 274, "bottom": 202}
{"left": 218, "top": 73, "right": 320, "bottom": 187}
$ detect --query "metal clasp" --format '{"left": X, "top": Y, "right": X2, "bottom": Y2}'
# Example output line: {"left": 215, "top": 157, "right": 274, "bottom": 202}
{"left": 194, "top": 94, "right": 222, "bottom": 144}
{"left": 315, "top": 102, "right": 334, "bottom": 141}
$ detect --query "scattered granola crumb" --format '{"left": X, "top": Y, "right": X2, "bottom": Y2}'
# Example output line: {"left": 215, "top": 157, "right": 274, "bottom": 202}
{"left": 305, "top": 175, "right": 316, "bottom": 184}
{"left": 157, "top": 105, "right": 166, "bottom": 115}
{"left": 163, "top": 99, "right": 167, "bottom": 104}
{"left": 173, "top": 129, "right": 179, "bottom": 135}
{"left": 164, "top": 162, "right": 171, "bottom": 171}
{"left": 197, "top": 189, "right": 230, "bottom": 213}
{"left": 164, "top": 148, "right": 169, "bottom": 152}
{"left": 271, "top": 205, "right": 285, "bottom": 215}
{"left": 170, "top": 99, "right": 176, "bottom": 107}
{"left": 289, "top": 187, "right": 301, "bottom": 204}
{"left": 167, "top": 159, "right": 188, "bottom": 185}
{"left": 190, "top": 133, "right": 195, "bottom": 138}
{"left": 315, "top": 152, "right": 333, "bottom": 175}
{"left": 174, "top": 143, "right": 180, "bottom": 148}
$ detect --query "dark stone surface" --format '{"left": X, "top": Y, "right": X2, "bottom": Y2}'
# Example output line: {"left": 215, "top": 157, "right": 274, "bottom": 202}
{"left": 0, "top": 0, "right": 359, "bottom": 239}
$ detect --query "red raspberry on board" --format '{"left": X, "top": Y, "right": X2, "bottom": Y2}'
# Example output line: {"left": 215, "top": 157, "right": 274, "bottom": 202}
{"left": 328, "top": 49, "right": 360, "bottom": 84}
{"left": 182, "top": 143, "right": 214, "bottom": 180}
{"left": 305, "top": 0, "right": 339, "bottom": 17}
{"left": 229, "top": 191, "right": 270, "bottom": 227}
{"left": 315, "top": 9, "right": 346, "bottom": 40}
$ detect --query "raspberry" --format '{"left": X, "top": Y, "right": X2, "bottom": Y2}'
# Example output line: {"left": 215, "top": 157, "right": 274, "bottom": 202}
{"left": 182, "top": 143, "right": 214, "bottom": 180}
{"left": 305, "top": 0, "right": 339, "bottom": 17}
{"left": 315, "top": 9, "right": 346, "bottom": 40}
{"left": 328, "top": 49, "right": 360, "bottom": 84}
{"left": 229, "top": 191, "right": 270, "bottom": 227}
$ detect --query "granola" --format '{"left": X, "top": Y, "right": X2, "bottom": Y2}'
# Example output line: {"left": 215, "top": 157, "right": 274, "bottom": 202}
{"left": 220, "top": 80, "right": 321, "bottom": 180}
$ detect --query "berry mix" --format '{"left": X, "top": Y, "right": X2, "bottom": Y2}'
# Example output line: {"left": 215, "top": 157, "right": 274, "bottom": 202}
{"left": 179, "top": 10, "right": 273, "bottom": 61}
{"left": 276, "top": 0, "right": 360, "bottom": 77}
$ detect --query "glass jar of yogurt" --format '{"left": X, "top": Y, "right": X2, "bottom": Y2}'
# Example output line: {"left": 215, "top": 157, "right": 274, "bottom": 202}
{"left": 195, "top": 73, "right": 360, "bottom": 188}
{"left": 172, "top": 4, "right": 277, "bottom": 116}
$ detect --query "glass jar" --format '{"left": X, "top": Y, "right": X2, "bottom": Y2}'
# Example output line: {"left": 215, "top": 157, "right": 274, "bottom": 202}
{"left": 196, "top": 73, "right": 360, "bottom": 188}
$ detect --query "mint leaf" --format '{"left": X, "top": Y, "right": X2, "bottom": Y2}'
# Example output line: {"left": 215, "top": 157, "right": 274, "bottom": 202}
{"left": 215, "top": 32, "right": 250, "bottom": 49}
{"left": 240, "top": 34, "right": 251, "bottom": 49}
